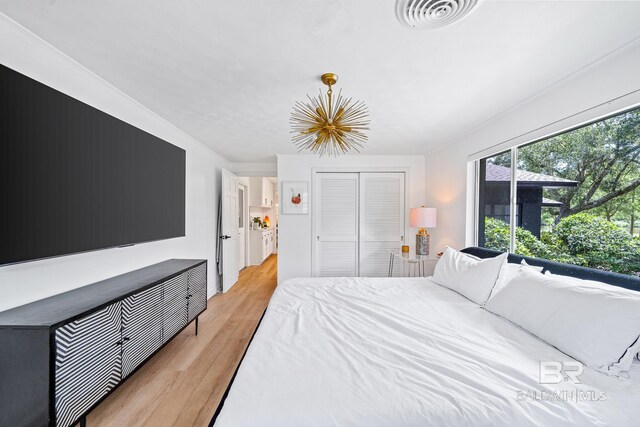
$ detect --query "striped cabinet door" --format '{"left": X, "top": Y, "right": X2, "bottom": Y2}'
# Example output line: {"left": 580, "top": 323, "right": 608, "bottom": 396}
{"left": 121, "top": 285, "right": 163, "bottom": 378}
{"left": 188, "top": 263, "right": 207, "bottom": 295}
{"left": 163, "top": 272, "right": 188, "bottom": 302}
{"left": 188, "top": 287, "right": 207, "bottom": 321}
{"left": 162, "top": 272, "right": 188, "bottom": 343}
{"left": 187, "top": 263, "right": 207, "bottom": 321}
{"left": 55, "top": 302, "right": 122, "bottom": 427}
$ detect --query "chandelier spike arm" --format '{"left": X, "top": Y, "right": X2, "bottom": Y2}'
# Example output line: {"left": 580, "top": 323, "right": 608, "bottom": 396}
{"left": 292, "top": 103, "right": 319, "bottom": 124}
{"left": 314, "top": 92, "right": 329, "bottom": 123}
{"left": 293, "top": 101, "right": 319, "bottom": 120}
{"left": 341, "top": 102, "right": 369, "bottom": 121}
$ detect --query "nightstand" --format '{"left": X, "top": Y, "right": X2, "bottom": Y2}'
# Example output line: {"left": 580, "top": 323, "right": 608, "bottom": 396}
{"left": 388, "top": 250, "right": 439, "bottom": 277}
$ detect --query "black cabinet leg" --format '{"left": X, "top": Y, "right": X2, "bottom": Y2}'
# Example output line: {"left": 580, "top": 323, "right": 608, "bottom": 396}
{"left": 80, "top": 416, "right": 86, "bottom": 427}
{"left": 195, "top": 317, "right": 199, "bottom": 336}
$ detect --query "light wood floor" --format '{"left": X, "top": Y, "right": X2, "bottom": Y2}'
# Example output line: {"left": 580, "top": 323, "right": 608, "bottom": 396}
{"left": 87, "top": 255, "right": 278, "bottom": 427}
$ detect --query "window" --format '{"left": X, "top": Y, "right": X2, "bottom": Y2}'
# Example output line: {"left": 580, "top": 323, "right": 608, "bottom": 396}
{"left": 477, "top": 151, "right": 512, "bottom": 252}
{"left": 238, "top": 187, "right": 244, "bottom": 229}
{"left": 476, "top": 108, "right": 640, "bottom": 276}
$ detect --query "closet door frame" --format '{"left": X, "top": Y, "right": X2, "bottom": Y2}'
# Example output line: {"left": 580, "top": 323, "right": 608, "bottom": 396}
{"left": 311, "top": 167, "right": 410, "bottom": 277}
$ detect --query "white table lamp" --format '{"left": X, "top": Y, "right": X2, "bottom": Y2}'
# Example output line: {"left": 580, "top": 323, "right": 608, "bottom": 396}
{"left": 410, "top": 207, "right": 437, "bottom": 255}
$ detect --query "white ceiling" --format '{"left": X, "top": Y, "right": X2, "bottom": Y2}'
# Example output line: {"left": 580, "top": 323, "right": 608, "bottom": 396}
{"left": 1, "top": 1, "right": 639, "bottom": 162}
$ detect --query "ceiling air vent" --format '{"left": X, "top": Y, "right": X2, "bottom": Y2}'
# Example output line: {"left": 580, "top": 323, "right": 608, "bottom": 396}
{"left": 397, "top": 0, "right": 482, "bottom": 29}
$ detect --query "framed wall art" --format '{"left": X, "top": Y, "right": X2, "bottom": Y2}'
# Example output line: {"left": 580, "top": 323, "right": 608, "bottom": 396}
{"left": 282, "top": 181, "right": 309, "bottom": 214}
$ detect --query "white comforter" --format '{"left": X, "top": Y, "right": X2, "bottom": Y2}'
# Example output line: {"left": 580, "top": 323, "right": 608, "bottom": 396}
{"left": 214, "top": 277, "right": 640, "bottom": 426}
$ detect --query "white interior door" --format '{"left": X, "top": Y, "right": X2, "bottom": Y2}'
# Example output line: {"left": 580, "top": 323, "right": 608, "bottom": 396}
{"left": 359, "top": 173, "right": 405, "bottom": 277}
{"left": 221, "top": 169, "right": 239, "bottom": 292}
{"left": 238, "top": 185, "right": 246, "bottom": 270}
{"left": 314, "top": 173, "right": 359, "bottom": 277}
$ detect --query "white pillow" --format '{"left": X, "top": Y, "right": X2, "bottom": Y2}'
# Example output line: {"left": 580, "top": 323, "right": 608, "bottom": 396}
{"left": 490, "top": 260, "right": 544, "bottom": 299}
{"left": 485, "top": 266, "right": 640, "bottom": 376}
{"left": 543, "top": 271, "right": 640, "bottom": 370}
{"left": 431, "top": 247, "right": 508, "bottom": 305}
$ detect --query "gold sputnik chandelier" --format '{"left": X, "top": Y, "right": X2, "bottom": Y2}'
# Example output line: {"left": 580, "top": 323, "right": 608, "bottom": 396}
{"left": 291, "top": 73, "right": 370, "bottom": 156}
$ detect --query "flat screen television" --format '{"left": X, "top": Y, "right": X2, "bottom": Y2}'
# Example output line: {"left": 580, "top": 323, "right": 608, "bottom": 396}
{"left": 0, "top": 64, "right": 186, "bottom": 266}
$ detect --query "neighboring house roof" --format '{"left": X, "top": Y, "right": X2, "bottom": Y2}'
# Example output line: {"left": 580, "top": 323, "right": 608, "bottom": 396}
{"left": 486, "top": 163, "right": 578, "bottom": 187}
{"left": 542, "top": 197, "right": 564, "bottom": 207}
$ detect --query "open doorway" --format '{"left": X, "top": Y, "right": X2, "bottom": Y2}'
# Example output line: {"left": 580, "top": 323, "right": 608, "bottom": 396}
{"left": 241, "top": 176, "right": 278, "bottom": 267}
{"left": 221, "top": 172, "right": 277, "bottom": 293}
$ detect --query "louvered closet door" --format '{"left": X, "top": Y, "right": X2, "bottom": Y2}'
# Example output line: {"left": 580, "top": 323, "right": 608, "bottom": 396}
{"left": 55, "top": 302, "right": 122, "bottom": 427}
{"left": 121, "top": 285, "right": 163, "bottom": 378}
{"left": 359, "top": 173, "right": 405, "bottom": 277}
{"left": 314, "top": 173, "right": 359, "bottom": 276}
{"left": 162, "top": 272, "right": 189, "bottom": 343}
{"left": 188, "top": 263, "right": 207, "bottom": 321}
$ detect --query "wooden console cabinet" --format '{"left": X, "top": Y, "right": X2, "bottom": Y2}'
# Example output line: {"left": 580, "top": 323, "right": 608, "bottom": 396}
{"left": 0, "top": 259, "right": 207, "bottom": 427}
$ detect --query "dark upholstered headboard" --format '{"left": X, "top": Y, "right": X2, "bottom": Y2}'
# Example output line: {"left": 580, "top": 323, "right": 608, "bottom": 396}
{"left": 461, "top": 247, "right": 640, "bottom": 293}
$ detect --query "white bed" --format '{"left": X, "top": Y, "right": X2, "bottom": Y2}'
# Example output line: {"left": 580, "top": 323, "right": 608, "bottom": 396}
{"left": 214, "top": 277, "right": 640, "bottom": 426}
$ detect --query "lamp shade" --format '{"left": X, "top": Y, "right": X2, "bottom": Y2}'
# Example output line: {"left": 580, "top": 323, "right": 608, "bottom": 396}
{"left": 410, "top": 207, "right": 437, "bottom": 228}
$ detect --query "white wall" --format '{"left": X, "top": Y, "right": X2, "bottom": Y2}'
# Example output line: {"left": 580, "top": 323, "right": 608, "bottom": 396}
{"left": 0, "top": 16, "right": 230, "bottom": 311}
{"left": 230, "top": 162, "right": 277, "bottom": 177}
{"left": 426, "top": 40, "right": 640, "bottom": 253}
{"left": 277, "top": 154, "right": 426, "bottom": 282}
